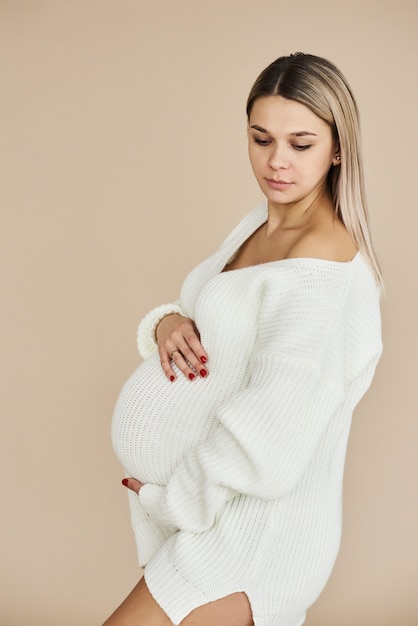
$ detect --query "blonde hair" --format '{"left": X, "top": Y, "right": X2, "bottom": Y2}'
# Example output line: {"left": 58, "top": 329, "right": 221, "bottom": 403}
{"left": 247, "top": 53, "right": 382, "bottom": 285}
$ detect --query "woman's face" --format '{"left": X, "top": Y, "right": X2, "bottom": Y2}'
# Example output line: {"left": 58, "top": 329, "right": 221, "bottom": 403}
{"left": 248, "top": 96, "right": 339, "bottom": 209}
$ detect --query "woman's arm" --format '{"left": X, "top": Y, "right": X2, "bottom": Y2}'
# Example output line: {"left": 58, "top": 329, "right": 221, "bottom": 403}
{"left": 135, "top": 267, "right": 381, "bottom": 533}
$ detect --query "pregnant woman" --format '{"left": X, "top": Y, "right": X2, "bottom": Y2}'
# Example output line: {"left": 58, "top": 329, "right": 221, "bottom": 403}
{"left": 106, "top": 53, "right": 383, "bottom": 626}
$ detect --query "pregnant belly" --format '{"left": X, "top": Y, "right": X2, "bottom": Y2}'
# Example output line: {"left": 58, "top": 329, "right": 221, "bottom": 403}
{"left": 111, "top": 354, "right": 223, "bottom": 484}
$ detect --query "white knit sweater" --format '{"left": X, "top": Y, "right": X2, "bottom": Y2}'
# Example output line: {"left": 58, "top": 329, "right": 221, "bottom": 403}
{"left": 111, "top": 205, "right": 382, "bottom": 626}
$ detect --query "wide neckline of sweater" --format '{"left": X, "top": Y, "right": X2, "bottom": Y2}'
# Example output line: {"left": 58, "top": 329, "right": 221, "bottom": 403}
{"left": 219, "top": 251, "right": 362, "bottom": 275}
{"left": 220, "top": 205, "right": 363, "bottom": 276}
{"left": 220, "top": 250, "right": 362, "bottom": 276}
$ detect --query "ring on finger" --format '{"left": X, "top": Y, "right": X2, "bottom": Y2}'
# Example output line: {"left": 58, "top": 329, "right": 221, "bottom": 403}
{"left": 170, "top": 349, "right": 181, "bottom": 359}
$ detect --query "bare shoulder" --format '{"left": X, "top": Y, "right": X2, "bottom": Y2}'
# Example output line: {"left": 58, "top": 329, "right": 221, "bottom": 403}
{"left": 287, "top": 220, "right": 358, "bottom": 263}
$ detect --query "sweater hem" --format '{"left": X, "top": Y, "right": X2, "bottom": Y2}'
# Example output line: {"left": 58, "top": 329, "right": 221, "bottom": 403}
{"left": 144, "top": 547, "right": 210, "bottom": 625}
{"left": 144, "top": 545, "right": 307, "bottom": 626}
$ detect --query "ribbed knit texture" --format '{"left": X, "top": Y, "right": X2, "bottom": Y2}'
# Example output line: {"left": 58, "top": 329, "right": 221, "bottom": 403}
{"left": 111, "top": 205, "right": 382, "bottom": 626}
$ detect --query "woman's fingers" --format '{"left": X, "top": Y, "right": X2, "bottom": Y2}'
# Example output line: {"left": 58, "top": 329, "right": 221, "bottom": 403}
{"left": 170, "top": 346, "right": 203, "bottom": 381}
{"left": 159, "top": 346, "right": 179, "bottom": 382}
{"left": 156, "top": 314, "right": 208, "bottom": 381}
{"left": 121, "top": 477, "right": 143, "bottom": 494}
{"left": 160, "top": 342, "right": 207, "bottom": 382}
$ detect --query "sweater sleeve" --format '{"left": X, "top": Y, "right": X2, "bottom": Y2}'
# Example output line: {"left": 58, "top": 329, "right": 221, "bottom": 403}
{"left": 126, "top": 486, "right": 176, "bottom": 568}
{"left": 138, "top": 266, "right": 360, "bottom": 533}
{"left": 136, "top": 301, "right": 187, "bottom": 360}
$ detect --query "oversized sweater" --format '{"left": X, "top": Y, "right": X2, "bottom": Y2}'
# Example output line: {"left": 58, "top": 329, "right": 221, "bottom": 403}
{"left": 111, "top": 204, "right": 382, "bottom": 626}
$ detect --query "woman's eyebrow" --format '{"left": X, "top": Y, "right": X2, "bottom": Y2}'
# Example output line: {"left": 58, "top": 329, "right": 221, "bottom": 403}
{"left": 291, "top": 131, "right": 318, "bottom": 137}
{"left": 249, "top": 124, "right": 269, "bottom": 133}
{"left": 249, "top": 125, "right": 318, "bottom": 137}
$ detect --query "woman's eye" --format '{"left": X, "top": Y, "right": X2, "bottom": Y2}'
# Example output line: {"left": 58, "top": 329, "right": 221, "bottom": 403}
{"left": 253, "top": 138, "right": 272, "bottom": 146}
{"left": 293, "top": 144, "right": 311, "bottom": 151}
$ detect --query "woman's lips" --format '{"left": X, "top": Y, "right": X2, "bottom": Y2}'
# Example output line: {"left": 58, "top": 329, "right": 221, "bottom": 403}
{"left": 265, "top": 178, "right": 293, "bottom": 190}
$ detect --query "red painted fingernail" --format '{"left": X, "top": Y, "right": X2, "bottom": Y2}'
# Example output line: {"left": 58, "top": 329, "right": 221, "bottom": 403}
{"left": 188, "top": 373, "right": 195, "bottom": 380}
{"left": 170, "top": 375, "right": 175, "bottom": 382}
{"left": 200, "top": 356, "right": 207, "bottom": 364}
{"left": 122, "top": 479, "right": 129, "bottom": 487}
{"left": 200, "top": 369, "right": 207, "bottom": 377}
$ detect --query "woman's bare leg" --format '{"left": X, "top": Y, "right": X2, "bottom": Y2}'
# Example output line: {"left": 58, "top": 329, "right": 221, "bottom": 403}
{"left": 102, "top": 577, "right": 254, "bottom": 626}
{"left": 181, "top": 590, "right": 253, "bottom": 626}
{"left": 102, "top": 577, "right": 171, "bottom": 626}
{"left": 102, "top": 577, "right": 172, "bottom": 626}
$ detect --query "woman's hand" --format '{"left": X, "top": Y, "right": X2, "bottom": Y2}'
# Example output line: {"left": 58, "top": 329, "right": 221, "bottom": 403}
{"left": 156, "top": 313, "right": 208, "bottom": 382}
{"left": 122, "top": 477, "right": 143, "bottom": 494}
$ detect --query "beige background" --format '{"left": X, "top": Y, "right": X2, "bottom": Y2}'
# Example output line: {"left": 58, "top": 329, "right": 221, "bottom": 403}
{"left": 1, "top": 1, "right": 417, "bottom": 624}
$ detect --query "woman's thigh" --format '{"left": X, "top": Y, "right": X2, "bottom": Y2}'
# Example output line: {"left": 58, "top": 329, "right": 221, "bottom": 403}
{"left": 102, "top": 577, "right": 171, "bottom": 626}
{"left": 102, "top": 576, "right": 254, "bottom": 626}
{"left": 181, "top": 590, "right": 253, "bottom": 626}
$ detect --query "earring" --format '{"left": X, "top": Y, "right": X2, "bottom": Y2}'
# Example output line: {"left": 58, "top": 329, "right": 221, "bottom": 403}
{"left": 336, "top": 155, "right": 341, "bottom": 161}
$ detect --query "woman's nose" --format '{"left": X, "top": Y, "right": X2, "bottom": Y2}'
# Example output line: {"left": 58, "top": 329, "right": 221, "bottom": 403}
{"left": 268, "top": 145, "right": 289, "bottom": 170}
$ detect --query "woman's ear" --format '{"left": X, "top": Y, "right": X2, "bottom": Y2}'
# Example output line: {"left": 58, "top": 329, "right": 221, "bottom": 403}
{"left": 332, "top": 141, "right": 341, "bottom": 166}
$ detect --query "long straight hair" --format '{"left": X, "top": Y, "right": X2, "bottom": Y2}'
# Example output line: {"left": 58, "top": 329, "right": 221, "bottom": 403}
{"left": 247, "top": 53, "right": 382, "bottom": 285}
